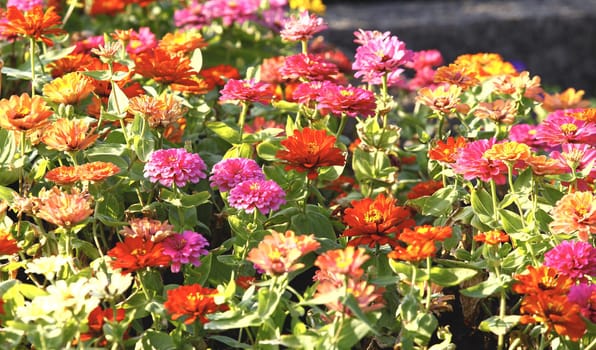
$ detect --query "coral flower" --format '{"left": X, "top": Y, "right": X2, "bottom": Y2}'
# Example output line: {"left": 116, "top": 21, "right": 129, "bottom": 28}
{"left": 47, "top": 53, "right": 98, "bottom": 78}
{"left": 473, "top": 99, "right": 518, "bottom": 124}
{"left": 315, "top": 81, "right": 377, "bottom": 117}
{"left": 107, "top": 236, "right": 171, "bottom": 274}
{"left": 42, "top": 72, "right": 95, "bottom": 105}
{"left": 276, "top": 127, "right": 346, "bottom": 180}
{"left": 0, "top": 93, "right": 53, "bottom": 132}
{"left": 279, "top": 53, "right": 340, "bottom": 82}
{"left": 399, "top": 225, "right": 453, "bottom": 244}
{"left": 45, "top": 166, "right": 80, "bottom": 185}
{"left": 40, "top": 118, "right": 99, "bottom": 151}
{"left": 199, "top": 64, "right": 240, "bottom": 89}
{"left": 219, "top": 79, "right": 275, "bottom": 105}
{"left": 512, "top": 265, "right": 573, "bottom": 296}
{"left": 519, "top": 293, "right": 586, "bottom": 342}
{"left": 406, "top": 180, "right": 443, "bottom": 200}
{"left": 163, "top": 230, "right": 209, "bottom": 273}
{"left": 550, "top": 191, "right": 596, "bottom": 241}
{"left": 1, "top": 6, "right": 65, "bottom": 46}
{"left": 342, "top": 193, "right": 415, "bottom": 248}
{"left": 543, "top": 240, "right": 596, "bottom": 281}
{"left": 35, "top": 187, "right": 94, "bottom": 228}
{"left": 535, "top": 112, "right": 596, "bottom": 146}
{"left": 247, "top": 230, "right": 320, "bottom": 276}
{"left": 433, "top": 63, "right": 479, "bottom": 90}
{"left": 134, "top": 48, "right": 206, "bottom": 93}
{"left": 482, "top": 141, "right": 532, "bottom": 163}
{"left": 209, "top": 158, "right": 265, "bottom": 192}
{"left": 143, "top": 148, "right": 207, "bottom": 188}
{"left": 316, "top": 278, "right": 385, "bottom": 314}
{"left": 120, "top": 217, "right": 175, "bottom": 242}
{"left": 0, "top": 229, "right": 20, "bottom": 255}
{"left": 452, "top": 138, "right": 508, "bottom": 184}
{"left": 164, "top": 284, "right": 226, "bottom": 324}
{"left": 428, "top": 136, "right": 467, "bottom": 163}
{"left": 387, "top": 239, "right": 437, "bottom": 262}
{"left": 78, "top": 161, "right": 120, "bottom": 182}
{"left": 473, "top": 230, "right": 510, "bottom": 245}
{"left": 541, "top": 88, "right": 590, "bottom": 112}
{"left": 79, "top": 306, "right": 126, "bottom": 346}
{"left": 416, "top": 84, "right": 462, "bottom": 114}
{"left": 228, "top": 179, "right": 286, "bottom": 214}
{"left": 128, "top": 94, "right": 187, "bottom": 129}
{"left": 314, "top": 246, "right": 370, "bottom": 279}
{"left": 568, "top": 108, "right": 596, "bottom": 123}
{"left": 526, "top": 155, "right": 567, "bottom": 176}
{"left": 280, "top": 11, "right": 327, "bottom": 42}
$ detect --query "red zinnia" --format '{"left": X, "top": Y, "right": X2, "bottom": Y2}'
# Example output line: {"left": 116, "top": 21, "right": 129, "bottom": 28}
{"left": 342, "top": 193, "right": 414, "bottom": 247}
{"left": 428, "top": 136, "right": 467, "bottom": 163}
{"left": 519, "top": 293, "right": 586, "bottom": 341}
{"left": 164, "top": 284, "right": 227, "bottom": 325}
{"left": 1, "top": 6, "right": 65, "bottom": 46}
{"left": 0, "top": 229, "right": 20, "bottom": 256}
{"left": 276, "top": 127, "right": 345, "bottom": 180}
{"left": 107, "top": 236, "right": 171, "bottom": 274}
{"left": 406, "top": 180, "right": 443, "bottom": 200}
{"left": 80, "top": 306, "right": 127, "bottom": 346}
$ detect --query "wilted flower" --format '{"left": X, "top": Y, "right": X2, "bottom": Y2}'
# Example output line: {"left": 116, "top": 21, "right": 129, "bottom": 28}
{"left": 550, "top": 191, "right": 596, "bottom": 241}
{"left": 316, "top": 277, "right": 385, "bottom": 314}
{"left": 0, "top": 93, "right": 53, "bottom": 132}
{"left": 543, "top": 240, "right": 596, "bottom": 280}
{"left": 228, "top": 179, "right": 286, "bottom": 214}
{"left": 107, "top": 236, "right": 171, "bottom": 274}
{"left": 280, "top": 11, "right": 327, "bottom": 42}
{"left": 42, "top": 72, "right": 95, "bottom": 105}
{"left": 209, "top": 158, "right": 265, "bottom": 192}
{"left": 143, "top": 148, "right": 207, "bottom": 188}
{"left": 164, "top": 284, "right": 227, "bottom": 324}
{"left": 120, "top": 217, "right": 175, "bottom": 242}
{"left": 35, "top": 187, "right": 94, "bottom": 228}
{"left": 163, "top": 230, "right": 210, "bottom": 273}
{"left": 40, "top": 118, "right": 99, "bottom": 152}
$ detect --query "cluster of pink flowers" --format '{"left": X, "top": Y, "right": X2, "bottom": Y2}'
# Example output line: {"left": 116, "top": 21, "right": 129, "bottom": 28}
{"left": 6, "top": 0, "right": 43, "bottom": 11}
{"left": 163, "top": 230, "right": 210, "bottom": 273}
{"left": 143, "top": 148, "right": 207, "bottom": 188}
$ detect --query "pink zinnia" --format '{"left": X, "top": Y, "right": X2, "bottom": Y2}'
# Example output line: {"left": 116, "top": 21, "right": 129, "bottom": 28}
{"left": 544, "top": 240, "right": 596, "bottom": 281}
{"left": 568, "top": 283, "right": 596, "bottom": 323}
{"left": 316, "top": 81, "right": 376, "bottom": 117}
{"left": 452, "top": 139, "right": 508, "bottom": 184}
{"left": 279, "top": 53, "right": 339, "bottom": 82}
{"left": 219, "top": 79, "right": 275, "bottom": 105}
{"left": 6, "top": 0, "right": 44, "bottom": 11}
{"left": 203, "top": 0, "right": 260, "bottom": 26}
{"left": 508, "top": 123, "right": 544, "bottom": 149}
{"left": 174, "top": 1, "right": 208, "bottom": 29}
{"left": 228, "top": 179, "right": 286, "bottom": 214}
{"left": 291, "top": 81, "right": 325, "bottom": 105}
{"left": 280, "top": 11, "right": 327, "bottom": 42}
{"left": 126, "top": 27, "right": 157, "bottom": 55}
{"left": 353, "top": 29, "right": 390, "bottom": 45}
{"left": 550, "top": 143, "right": 596, "bottom": 176}
{"left": 352, "top": 32, "right": 413, "bottom": 84}
{"left": 535, "top": 111, "right": 596, "bottom": 146}
{"left": 163, "top": 230, "right": 210, "bottom": 273}
{"left": 210, "top": 157, "right": 265, "bottom": 192}
{"left": 144, "top": 148, "right": 207, "bottom": 187}
{"left": 406, "top": 49, "right": 444, "bottom": 71}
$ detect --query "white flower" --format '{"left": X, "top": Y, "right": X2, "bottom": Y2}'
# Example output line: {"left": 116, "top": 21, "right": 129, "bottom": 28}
{"left": 25, "top": 255, "right": 72, "bottom": 281}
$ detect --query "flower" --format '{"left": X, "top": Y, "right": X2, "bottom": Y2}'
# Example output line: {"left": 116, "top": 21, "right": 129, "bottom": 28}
{"left": 433, "top": 63, "right": 479, "bottom": 90}
{"left": 35, "top": 187, "right": 94, "bottom": 228}
{"left": 219, "top": 78, "right": 275, "bottom": 105}
{"left": 474, "top": 230, "right": 510, "bottom": 245}
{"left": 342, "top": 193, "right": 415, "bottom": 248}
{"left": 428, "top": 136, "right": 467, "bottom": 163}
{"left": 352, "top": 32, "right": 412, "bottom": 84}
{"left": 473, "top": 99, "right": 518, "bottom": 124}
{"left": 388, "top": 239, "right": 438, "bottom": 262}
{"left": 508, "top": 123, "right": 544, "bottom": 149}
{"left": 543, "top": 240, "right": 596, "bottom": 280}
{"left": 289, "top": 0, "right": 326, "bottom": 14}
{"left": 163, "top": 230, "right": 210, "bottom": 273}
{"left": 128, "top": 94, "right": 187, "bottom": 129}
{"left": 453, "top": 53, "right": 516, "bottom": 80}
{"left": 47, "top": 53, "right": 98, "bottom": 78}
{"left": 126, "top": 27, "right": 157, "bottom": 55}
{"left": 315, "top": 277, "right": 385, "bottom": 314}
{"left": 280, "top": 11, "right": 327, "bottom": 42}
{"left": 519, "top": 293, "right": 586, "bottom": 341}
{"left": 209, "top": 158, "right": 265, "bottom": 192}
{"left": 45, "top": 166, "right": 80, "bottom": 185}
{"left": 6, "top": 0, "right": 44, "bottom": 12}
{"left": 406, "top": 180, "right": 444, "bottom": 200}
{"left": 416, "top": 84, "right": 462, "bottom": 114}
{"left": 78, "top": 161, "right": 121, "bottom": 182}
{"left": 247, "top": 230, "right": 320, "bottom": 276}
{"left": 279, "top": 53, "right": 339, "bottom": 82}
{"left": 143, "top": 148, "right": 207, "bottom": 188}
{"left": 541, "top": 88, "right": 590, "bottom": 112}
{"left": 79, "top": 306, "right": 127, "bottom": 346}
{"left": 526, "top": 155, "right": 567, "bottom": 176}
{"left": 42, "top": 72, "right": 95, "bottom": 105}
{"left": 120, "top": 217, "right": 175, "bottom": 242}
{"left": 40, "top": 118, "right": 99, "bottom": 151}
{"left": 158, "top": 30, "right": 207, "bottom": 55}
{"left": 550, "top": 143, "right": 596, "bottom": 176}
{"left": 535, "top": 112, "right": 596, "bottom": 145}
{"left": 25, "top": 255, "right": 72, "bottom": 281}
{"left": 388, "top": 225, "right": 452, "bottom": 262}
{"left": 315, "top": 81, "right": 376, "bottom": 117}
{"left": 568, "top": 283, "right": 596, "bottom": 323}
{"left": 164, "top": 284, "right": 226, "bottom": 324}
{"left": 482, "top": 141, "right": 532, "bottom": 163}
{"left": 107, "top": 236, "right": 171, "bottom": 274}
{"left": 314, "top": 246, "right": 370, "bottom": 279}
{"left": 199, "top": 64, "right": 240, "bottom": 89}
{"left": 0, "top": 229, "right": 19, "bottom": 256}
{"left": 276, "top": 127, "right": 346, "bottom": 180}
{"left": 0, "top": 93, "right": 53, "bottom": 132}
{"left": 512, "top": 265, "right": 573, "bottom": 296}
{"left": 228, "top": 179, "right": 286, "bottom": 214}
{"left": 550, "top": 191, "right": 596, "bottom": 241}
{"left": 1, "top": 6, "right": 65, "bottom": 46}
{"left": 452, "top": 138, "right": 508, "bottom": 184}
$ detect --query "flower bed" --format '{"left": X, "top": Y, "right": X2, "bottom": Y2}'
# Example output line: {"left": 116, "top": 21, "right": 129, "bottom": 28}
{"left": 0, "top": 1, "right": 595, "bottom": 349}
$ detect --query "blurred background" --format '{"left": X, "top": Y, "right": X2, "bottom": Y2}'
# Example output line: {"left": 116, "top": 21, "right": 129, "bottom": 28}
{"left": 323, "top": 0, "right": 596, "bottom": 97}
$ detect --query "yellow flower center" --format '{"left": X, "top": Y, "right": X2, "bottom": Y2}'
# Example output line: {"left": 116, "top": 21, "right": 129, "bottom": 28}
{"left": 187, "top": 292, "right": 203, "bottom": 303}
{"left": 131, "top": 248, "right": 146, "bottom": 256}
{"left": 364, "top": 208, "right": 382, "bottom": 223}
{"left": 560, "top": 123, "right": 578, "bottom": 134}
{"left": 307, "top": 142, "right": 319, "bottom": 154}
{"left": 340, "top": 89, "right": 353, "bottom": 97}
{"left": 249, "top": 182, "right": 260, "bottom": 191}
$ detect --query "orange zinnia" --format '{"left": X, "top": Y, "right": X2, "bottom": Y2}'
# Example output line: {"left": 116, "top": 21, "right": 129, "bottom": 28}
{"left": 0, "top": 229, "right": 20, "bottom": 255}
{"left": 406, "top": 180, "right": 443, "bottom": 200}
{"left": 433, "top": 63, "right": 479, "bottom": 90}
{"left": 416, "top": 84, "right": 462, "bottom": 114}
{"left": 128, "top": 94, "right": 187, "bottom": 129}
{"left": 42, "top": 72, "right": 95, "bottom": 105}
{"left": 78, "top": 161, "right": 120, "bottom": 182}
{"left": 550, "top": 191, "right": 596, "bottom": 242}
{"left": 40, "top": 118, "right": 99, "bottom": 151}
{"left": 512, "top": 265, "right": 573, "bottom": 296}
{"left": 107, "top": 236, "right": 171, "bottom": 274}
{"left": 314, "top": 246, "right": 370, "bottom": 279}
{"left": 542, "top": 88, "right": 590, "bottom": 112}
{"left": 342, "top": 193, "right": 415, "bottom": 247}
{"left": 519, "top": 293, "right": 586, "bottom": 341}
{"left": 276, "top": 127, "right": 346, "bottom": 180}
{"left": 1, "top": 6, "right": 65, "bottom": 46}
{"left": 164, "top": 284, "right": 227, "bottom": 325}
{"left": 399, "top": 225, "right": 453, "bottom": 244}
{"left": 35, "top": 186, "right": 94, "bottom": 228}
{"left": 45, "top": 165, "right": 80, "bottom": 185}
{"left": 482, "top": 141, "right": 532, "bottom": 162}
{"left": 526, "top": 155, "right": 567, "bottom": 176}
{"left": 387, "top": 239, "right": 437, "bottom": 262}
{"left": 428, "top": 136, "right": 467, "bottom": 163}
{"left": 47, "top": 53, "right": 98, "bottom": 78}
{"left": 158, "top": 30, "right": 207, "bottom": 55}
{"left": 474, "top": 230, "right": 509, "bottom": 245}
{"left": 0, "top": 93, "right": 53, "bottom": 132}
{"left": 453, "top": 53, "right": 516, "bottom": 80}
{"left": 567, "top": 108, "right": 596, "bottom": 123}
{"left": 473, "top": 99, "right": 518, "bottom": 124}
{"left": 199, "top": 64, "right": 241, "bottom": 90}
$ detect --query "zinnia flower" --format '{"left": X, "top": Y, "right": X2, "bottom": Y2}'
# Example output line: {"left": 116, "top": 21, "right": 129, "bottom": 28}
{"left": 315, "top": 277, "right": 385, "bottom": 314}
{"left": 280, "top": 11, "right": 327, "bottom": 42}
{"left": 541, "top": 88, "right": 590, "bottom": 112}
{"left": 279, "top": 53, "right": 339, "bottom": 82}
{"left": 315, "top": 81, "right": 376, "bottom": 117}
{"left": 128, "top": 94, "right": 187, "bottom": 129}
{"left": 535, "top": 112, "right": 596, "bottom": 146}
{"left": 512, "top": 265, "right": 573, "bottom": 296}
{"left": 416, "top": 84, "right": 463, "bottom": 115}
{"left": 219, "top": 79, "right": 275, "bottom": 105}
{"left": 42, "top": 72, "right": 95, "bottom": 105}
{"left": 275, "top": 127, "right": 346, "bottom": 180}
{"left": 0, "top": 93, "right": 53, "bottom": 132}
{"left": 473, "top": 99, "right": 518, "bottom": 124}
{"left": 0, "top": 229, "right": 19, "bottom": 255}
{"left": 143, "top": 148, "right": 207, "bottom": 188}
{"left": 387, "top": 240, "right": 437, "bottom": 262}
{"left": 199, "top": 64, "right": 240, "bottom": 89}
{"left": 314, "top": 246, "right": 370, "bottom": 280}
{"left": 40, "top": 118, "right": 99, "bottom": 151}
{"left": 209, "top": 158, "right": 265, "bottom": 192}
{"left": 452, "top": 138, "right": 508, "bottom": 184}
{"left": 45, "top": 165, "right": 80, "bottom": 185}
{"left": 550, "top": 191, "right": 596, "bottom": 241}
{"left": 543, "top": 240, "right": 596, "bottom": 281}
{"left": 6, "top": 0, "right": 44, "bottom": 12}
{"left": 342, "top": 193, "right": 414, "bottom": 248}
{"left": 78, "top": 161, "right": 121, "bottom": 182}
{"left": 247, "top": 230, "right": 320, "bottom": 276}
{"left": 352, "top": 31, "right": 412, "bottom": 84}
{"left": 519, "top": 293, "right": 586, "bottom": 341}
{"left": 406, "top": 180, "right": 443, "bottom": 200}
{"left": 228, "top": 179, "right": 286, "bottom": 214}
{"left": 482, "top": 141, "right": 532, "bottom": 163}
{"left": 474, "top": 230, "right": 510, "bottom": 245}
{"left": 163, "top": 230, "right": 210, "bottom": 273}
{"left": 453, "top": 53, "right": 516, "bottom": 80}
{"left": 433, "top": 63, "right": 479, "bottom": 90}
{"left": 568, "top": 283, "right": 596, "bottom": 324}
{"left": 35, "top": 187, "right": 94, "bottom": 228}
{"left": 107, "top": 236, "right": 171, "bottom": 274}
{"left": 79, "top": 306, "right": 127, "bottom": 346}
{"left": 164, "top": 284, "right": 226, "bottom": 324}
{"left": 120, "top": 217, "right": 175, "bottom": 242}
{"left": 158, "top": 30, "right": 207, "bottom": 55}
{"left": 0, "top": 6, "right": 65, "bottom": 46}
{"left": 428, "top": 136, "right": 467, "bottom": 163}
{"left": 550, "top": 143, "right": 596, "bottom": 176}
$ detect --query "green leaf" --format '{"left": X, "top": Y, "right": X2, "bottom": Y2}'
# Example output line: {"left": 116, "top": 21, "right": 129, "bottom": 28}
{"left": 460, "top": 276, "right": 502, "bottom": 298}
{"left": 189, "top": 48, "right": 203, "bottom": 73}
{"left": 430, "top": 267, "right": 478, "bottom": 287}
{"left": 71, "top": 238, "right": 100, "bottom": 260}
{"left": 0, "top": 130, "right": 16, "bottom": 167}
{"left": 2, "top": 67, "right": 32, "bottom": 80}
{"left": 470, "top": 187, "right": 495, "bottom": 225}
{"left": 406, "top": 186, "right": 458, "bottom": 217}
{"left": 83, "top": 70, "right": 112, "bottom": 81}
{"left": 206, "top": 121, "right": 241, "bottom": 144}
{"left": 135, "top": 330, "right": 176, "bottom": 350}
{"left": 344, "top": 294, "right": 380, "bottom": 336}
{"left": 205, "top": 310, "right": 262, "bottom": 330}
{"left": 209, "top": 335, "right": 252, "bottom": 349}
{"left": 160, "top": 189, "right": 210, "bottom": 208}
{"left": 337, "top": 317, "right": 378, "bottom": 349}
{"left": 107, "top": 82, "right": 129, "bottom": 118}
{"left": 498, "top": 209, "right": 524, "bottom": 234}
{"left": 290, "top": 205, "right": 336, "bottom": 240}
{"left": 479, "top": 315, "right": 521, "bottom": 335}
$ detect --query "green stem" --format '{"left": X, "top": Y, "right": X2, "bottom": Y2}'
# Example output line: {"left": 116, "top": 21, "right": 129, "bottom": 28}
{"left": 29, "top": 38, "right": 36, "bottom": 96}
{"left": 300, "top": 40, "right": 308, "bottom": 55}
{"left": 424, "top": 256, "right": 432, "bottom": 312}
{"left": 60, "top": 0, "right": 79, "bottom": 28}
{"left": 336, "top": 114, "right": 347, "bottom": 138}
{"left": 19, "top": 131, "right": 26, "bottom": 194}
{"left": 238, "top": 101, "right": 249, "bottom": 144}
{"left": 489, "top": 180, "right": 499, "bottom": 223}
{"left": 505, "top": 162, "right": 525, "bottom": 228}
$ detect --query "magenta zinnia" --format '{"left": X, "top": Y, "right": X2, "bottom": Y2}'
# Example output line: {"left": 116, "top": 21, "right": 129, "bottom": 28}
{"left": 228, "top": 179, "right": 286, "bottom": 214}
{"left": 163, "top": 230, "right": 210, "bottom": 273}
{"left": 452, "top": 138, "right": 508, "bottom": 185}
{"left": 352, "top": 31, "right": 413, "bottom": 84}
{"left": 210, "top": 157, "right": 265, "bottom": 192}
{"left": 543, "top": 240, "right": 596, "bottom": 281}
{"left": 535, "top": 111, "right": 596, "bottom": 146}
{"left": 316, "top": 81, "right": 376, "bottom": 117}
{"left": 143, "top": 148, "right": 207, "bottom": 187}
{"left": 280, "top": 53, "right": 339, "bottom": 82}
